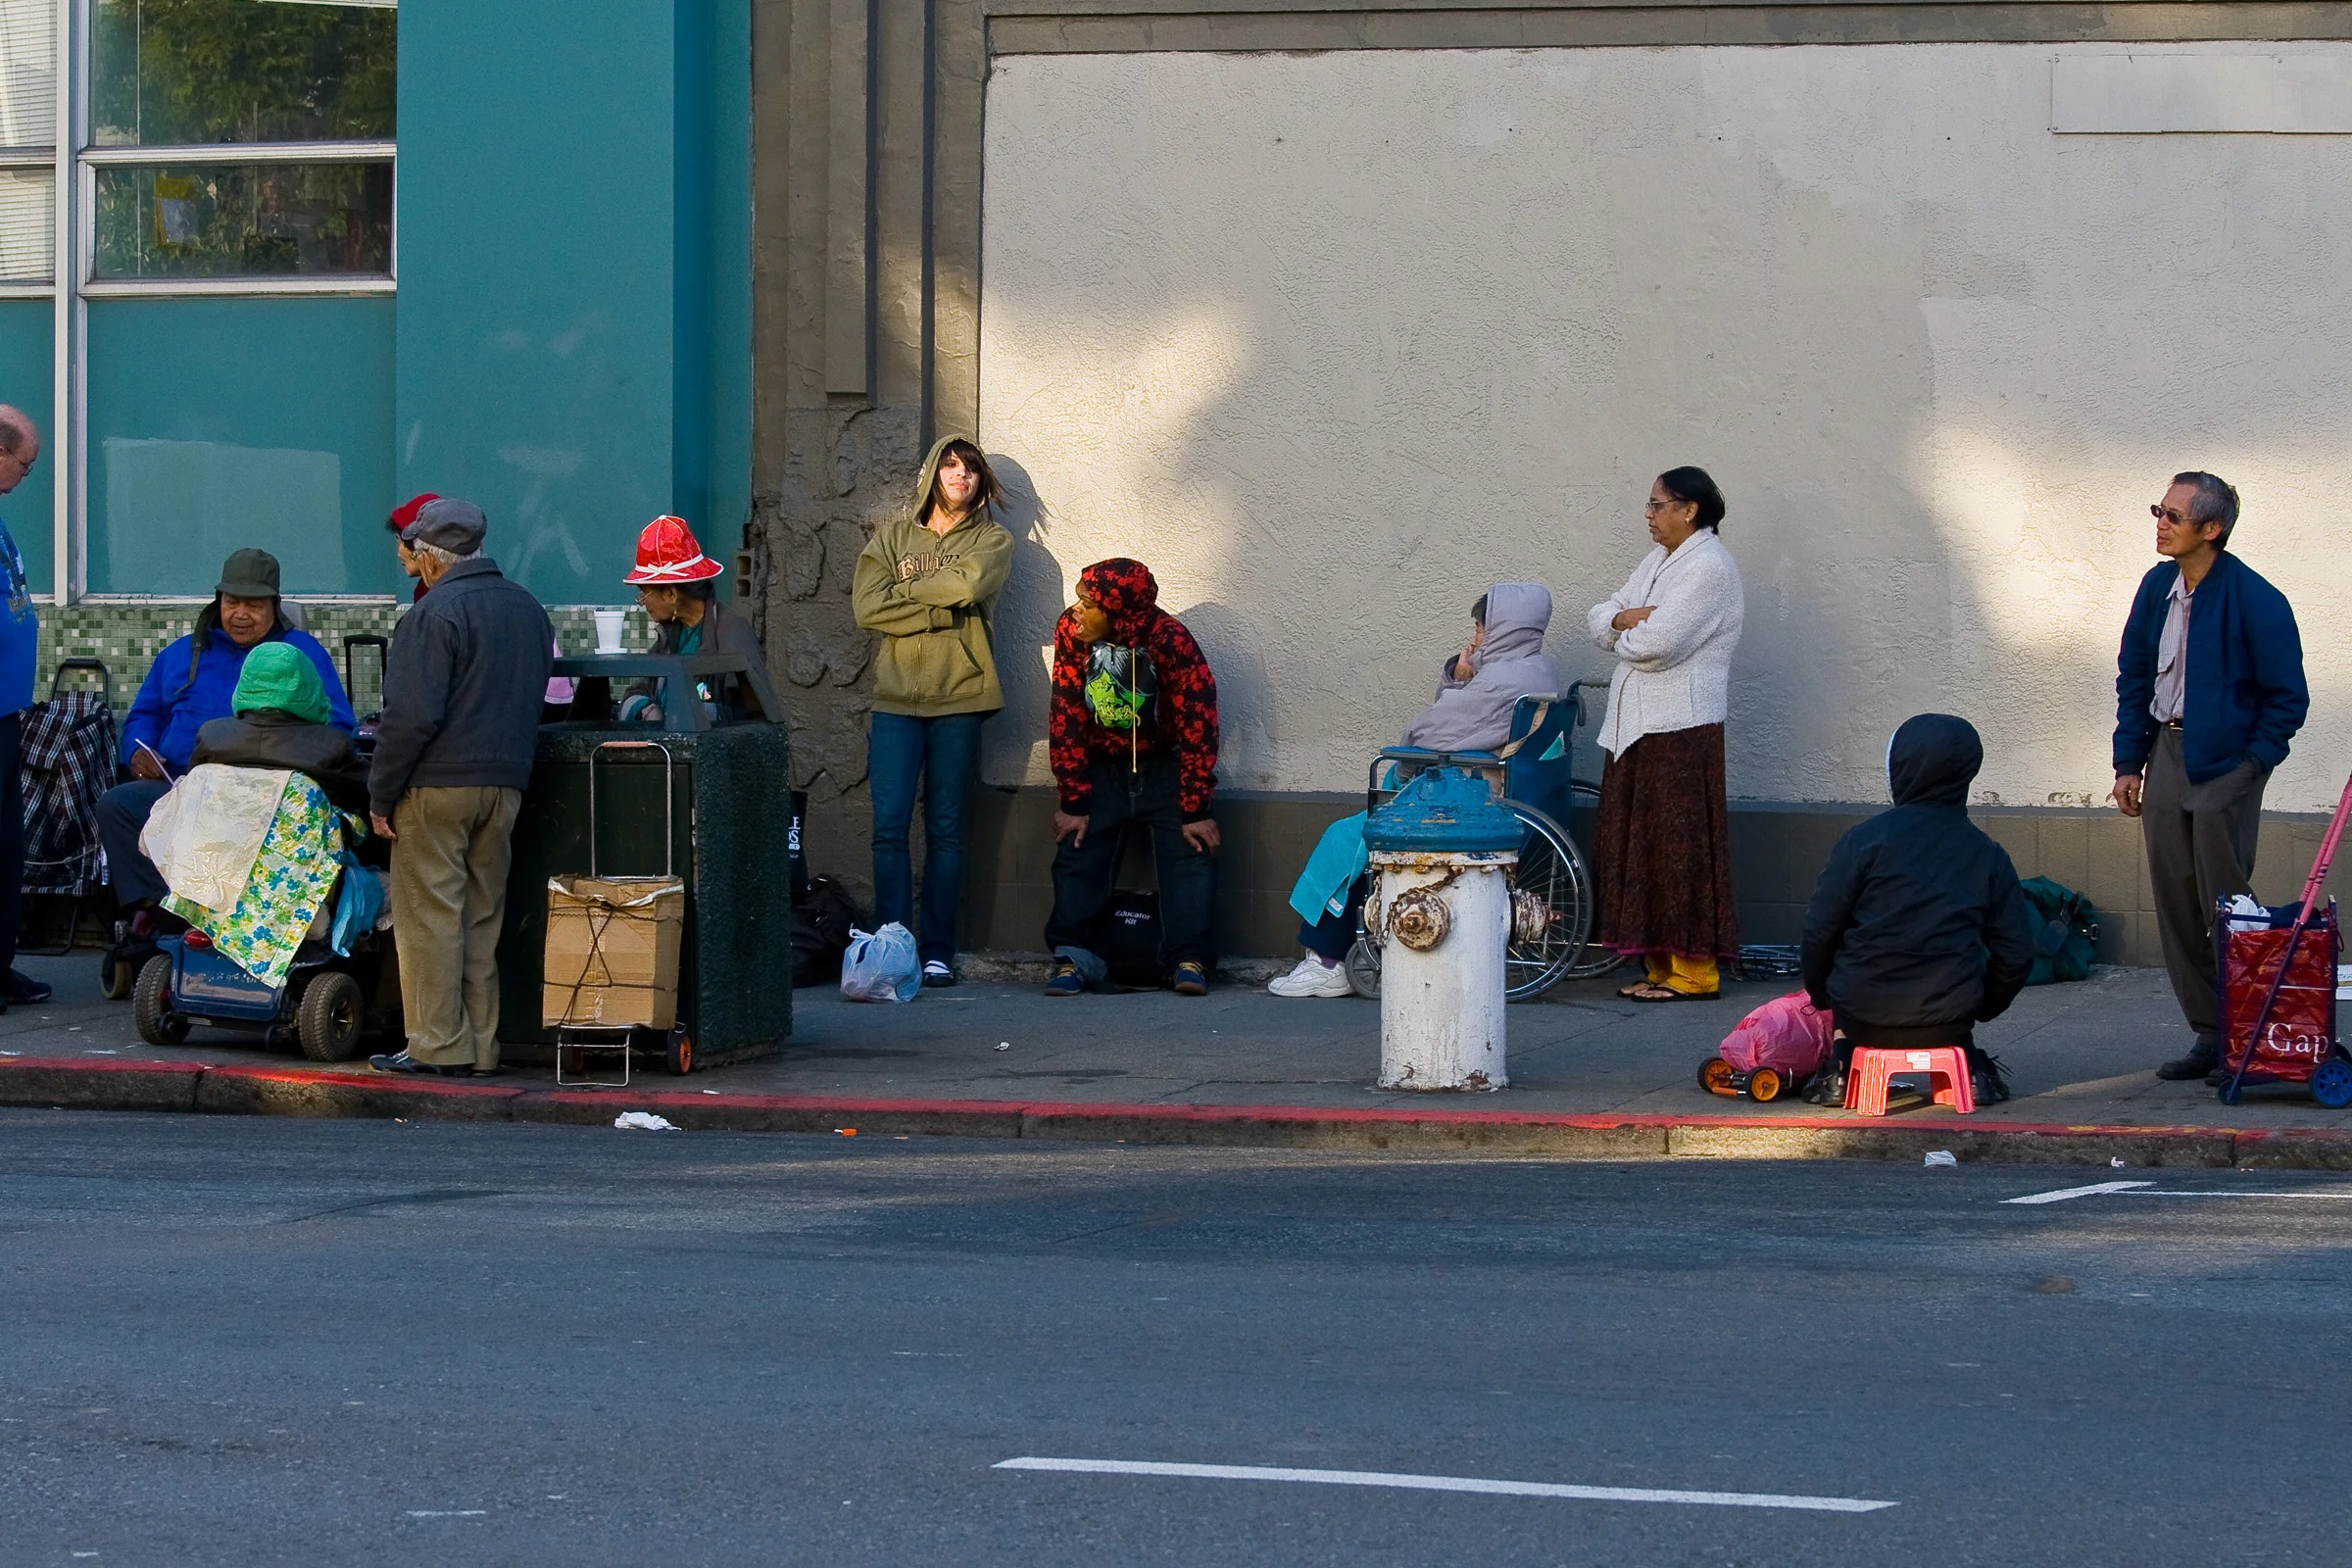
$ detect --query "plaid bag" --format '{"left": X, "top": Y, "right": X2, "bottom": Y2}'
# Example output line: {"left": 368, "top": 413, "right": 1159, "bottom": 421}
{"left": 20, "top": 692, "right": 118, "bottom": 897}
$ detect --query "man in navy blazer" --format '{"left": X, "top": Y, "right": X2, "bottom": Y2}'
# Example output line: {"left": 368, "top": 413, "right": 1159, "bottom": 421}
{"left": 2111, "top": 472, "right": 2308, "bottom": 1083}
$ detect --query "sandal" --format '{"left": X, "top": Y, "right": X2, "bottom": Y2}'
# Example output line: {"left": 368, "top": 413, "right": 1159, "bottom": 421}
{"left": 1626, "top": 982, "right": 1721, "bottom": 1004}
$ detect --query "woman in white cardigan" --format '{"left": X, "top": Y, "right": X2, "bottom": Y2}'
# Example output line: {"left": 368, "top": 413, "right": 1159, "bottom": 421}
{"left": 1586, "top": 466, "right": 1745, "bottom": 1001}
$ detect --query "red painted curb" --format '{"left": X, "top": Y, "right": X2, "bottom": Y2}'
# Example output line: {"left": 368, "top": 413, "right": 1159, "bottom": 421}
{"left": 3, "top": 1055, "right": 2347, "bottom": 1166}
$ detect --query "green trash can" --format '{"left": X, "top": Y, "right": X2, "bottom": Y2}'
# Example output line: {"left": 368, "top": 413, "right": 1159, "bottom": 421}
{"left": 497, "top": 653, "right": 793, "bottom": 1072}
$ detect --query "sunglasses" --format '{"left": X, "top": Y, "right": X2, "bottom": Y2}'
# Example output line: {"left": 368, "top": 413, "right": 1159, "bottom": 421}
{"left": 2151, "top": 505, "right": 2192, "bottom": 526}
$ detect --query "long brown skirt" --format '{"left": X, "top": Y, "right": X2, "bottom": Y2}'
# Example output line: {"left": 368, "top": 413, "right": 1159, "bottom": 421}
{"left": 1592, "top": 722, "right": 1740, "bottom": 958}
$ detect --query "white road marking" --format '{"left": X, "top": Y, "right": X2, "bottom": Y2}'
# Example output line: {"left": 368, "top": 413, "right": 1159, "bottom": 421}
{"left": 993, "top": 1457, "right": 1897, "bottom": 1513}
{"left": 404, "top": 1510, "right": 486, "bottom": 1518}
{"left": 2119, "top": 1189, "right": 2352, "bottom": 1200}
{"left": 2006, "top": 1181, "right": 2352, "bottom": 1204}
{"left": 2003, "top": 1181, "right": 2153, "bottom": 1204}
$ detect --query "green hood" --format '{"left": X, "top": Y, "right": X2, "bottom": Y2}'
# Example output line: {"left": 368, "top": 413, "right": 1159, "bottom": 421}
{"left": 231, "top": 641, "right": 329, "bottom": 724}
{"left": 911, "top": 432, "right": 989, "bottom": 522}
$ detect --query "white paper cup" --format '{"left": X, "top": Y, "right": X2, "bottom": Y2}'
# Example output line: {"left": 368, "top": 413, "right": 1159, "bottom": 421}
{"left": 593, "top": 609, "right": 626, "bottom": 655}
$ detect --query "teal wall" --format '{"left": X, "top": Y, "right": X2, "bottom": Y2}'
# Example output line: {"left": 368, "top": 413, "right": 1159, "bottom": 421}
{"left": 0, "top": 301, "right": 55, "bottom": 595}
{"left": 394, "top": 0, "right": 751, "bottom": 604}
{"left": 85, "top": 297, "right": 397, "bottom": 596}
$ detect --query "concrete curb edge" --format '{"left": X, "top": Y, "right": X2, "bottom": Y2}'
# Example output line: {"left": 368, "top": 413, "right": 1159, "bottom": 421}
{"left": 4, "top": 1055, "right": 2346, "bottom": 1168}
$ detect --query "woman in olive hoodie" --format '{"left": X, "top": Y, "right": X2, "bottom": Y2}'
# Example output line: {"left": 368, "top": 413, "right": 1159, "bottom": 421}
{"left": 851, "top": 436, "right": 1013, "bottom": 985}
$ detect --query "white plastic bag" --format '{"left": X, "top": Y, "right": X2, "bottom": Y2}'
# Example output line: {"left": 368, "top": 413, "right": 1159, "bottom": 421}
{"left": 840, "top": 922, "right": 922, "bottom": 1004}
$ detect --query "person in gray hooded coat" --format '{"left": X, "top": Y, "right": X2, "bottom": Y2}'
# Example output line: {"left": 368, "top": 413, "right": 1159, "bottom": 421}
{"left": 1397, "top": 582, "right": 1561, "bottom": 754}
{"left": 1269, "top": 583, "right": 1560, "bottom": 998}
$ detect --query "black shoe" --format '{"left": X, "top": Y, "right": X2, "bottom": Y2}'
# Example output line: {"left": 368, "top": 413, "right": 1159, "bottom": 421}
{"left": 2157, "top": 1041, "right": 2220, "bottom": 1081}
{"left": 2205, "top": 1066, "right": 2230, "bottom": 1089}
{"left": 1804, "top": 1063, "right": 1848, "bottom": 1106}
{"left": 1971, "top": 1057, "right": 2013, "bottom": 1105}
{"left": 921, "top": 960, "right": 956, "bottom": 989}
{"left": 3, "top": 968, "right": 51, "bottom": 1004}
{"left": 368, "top": 1051, "right": 476, "bottom": 1077}
{"left": 1044, "top": 960, "right": 1083, "bottom": 998}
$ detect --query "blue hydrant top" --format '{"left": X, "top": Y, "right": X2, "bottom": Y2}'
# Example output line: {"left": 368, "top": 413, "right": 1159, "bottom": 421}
{"left": 1363, "top": 766, "right": 1525, "bottom": 854}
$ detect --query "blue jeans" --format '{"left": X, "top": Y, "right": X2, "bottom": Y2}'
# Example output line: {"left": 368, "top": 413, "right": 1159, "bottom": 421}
{"left": 868, "top": 710, "right": 988, "bottom": 965}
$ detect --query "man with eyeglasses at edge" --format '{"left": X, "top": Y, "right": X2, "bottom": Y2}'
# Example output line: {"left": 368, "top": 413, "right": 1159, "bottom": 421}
{"left": 0, "top": 407, "right": 50, "bottom": 1009}
{"left": 2111, "top": 472, "right": 2308, "bottom": 1085}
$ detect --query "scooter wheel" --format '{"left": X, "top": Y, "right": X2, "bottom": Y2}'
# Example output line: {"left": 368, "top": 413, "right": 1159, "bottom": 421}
{"left": 2311, "top": 1056, "right": 2352, "bottom": 1109}
{"left": 1697, "top": 1056, "right": 1736, "bottom": 1096}
{"left": 100, "top": 953, "right": 138, "bottom": 1002}
{"left": 132, "top": 955, "right": 187, "bottom": 1046}
{"left": 1747, "top": 1067, "right": 1784, "bottom": 1103}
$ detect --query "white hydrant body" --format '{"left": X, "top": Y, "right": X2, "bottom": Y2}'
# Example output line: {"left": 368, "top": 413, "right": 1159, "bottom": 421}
{"left": 1369, "top": 848, "right": 1515, "bottom": 1091}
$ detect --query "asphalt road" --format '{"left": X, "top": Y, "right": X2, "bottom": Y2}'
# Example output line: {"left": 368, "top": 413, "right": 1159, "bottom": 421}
{"left": 2, "top": 1112, "right": 2347, "bottom": 1567}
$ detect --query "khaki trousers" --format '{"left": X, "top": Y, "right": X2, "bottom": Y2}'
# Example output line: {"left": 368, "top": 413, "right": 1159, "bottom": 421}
{"left": 390, "top": 786, "right": 522, "bottom": 1069}
{"left": 2141, "top": 728, "right": 2268, "bottom": 1046}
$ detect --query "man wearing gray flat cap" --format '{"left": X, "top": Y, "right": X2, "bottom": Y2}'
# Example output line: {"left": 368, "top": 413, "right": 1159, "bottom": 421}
{"left": 368, "top": 498, "right": 555, "bottom": 1077}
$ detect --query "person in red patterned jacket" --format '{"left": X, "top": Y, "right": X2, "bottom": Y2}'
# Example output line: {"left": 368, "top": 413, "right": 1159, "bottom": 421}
{"left": 1044, "top": 559, "right": 1221, "bottom": 997}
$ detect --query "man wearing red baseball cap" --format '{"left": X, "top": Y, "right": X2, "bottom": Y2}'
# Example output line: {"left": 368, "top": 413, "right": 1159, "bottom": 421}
{"left": 617, "top": 514, "right": 764, "bottom": 724}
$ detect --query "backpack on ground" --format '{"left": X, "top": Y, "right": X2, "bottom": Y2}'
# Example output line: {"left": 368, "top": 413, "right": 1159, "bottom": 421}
{"left": 2019, "top": 875, "right": 2097, "bottom": 985}
{"left": 791, "top": 875, "right": 865, "bottom": 988}
{"left": 1100, "top": 889, "right": 1163, "bottom": 989}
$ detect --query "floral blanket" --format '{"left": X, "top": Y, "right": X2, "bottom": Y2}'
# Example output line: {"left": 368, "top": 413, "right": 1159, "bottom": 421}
{"left": 165, "top": 774, "right": 354, "bottom": 989}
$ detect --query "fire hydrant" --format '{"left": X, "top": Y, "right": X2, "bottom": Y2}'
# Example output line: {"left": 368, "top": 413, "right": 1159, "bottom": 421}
{"left": 1362, "top": 766, "right": 1524, "bottom": 1091}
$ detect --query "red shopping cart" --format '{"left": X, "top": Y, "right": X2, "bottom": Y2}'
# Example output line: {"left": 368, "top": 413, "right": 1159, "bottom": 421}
{"left": 2218, "top": 772, "right": 2352, "bottom": 1107}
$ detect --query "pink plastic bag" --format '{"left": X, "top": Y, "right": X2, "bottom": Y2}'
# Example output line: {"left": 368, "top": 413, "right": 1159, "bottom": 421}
{"left": 1718, "top": 990, "right": 1836, "bottom": 1076}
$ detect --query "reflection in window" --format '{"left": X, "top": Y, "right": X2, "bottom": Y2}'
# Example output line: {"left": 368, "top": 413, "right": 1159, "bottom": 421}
{"left": 0, "top": 167, "right": 52, "bottom": 280}
{"left": 94, "top": 162, "right": 390, "bottom": 278}
{"left": 93, "top": 0, "right": 396, "bottom": 148}
{"left": 0, "top": 0, "right": 57, "bottom": 150}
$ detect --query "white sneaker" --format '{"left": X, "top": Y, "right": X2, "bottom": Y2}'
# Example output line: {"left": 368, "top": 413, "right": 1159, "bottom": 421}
{"left": 1267, "top": 955, "right": 1354, "bottom": 998}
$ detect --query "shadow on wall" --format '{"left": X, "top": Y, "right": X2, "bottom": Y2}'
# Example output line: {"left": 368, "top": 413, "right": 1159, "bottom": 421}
{"left": 975, "top": 45, "right": 2352, "bottom": 821}
{"left": 980, "top": 453, "right": 1065, "bottom": 791}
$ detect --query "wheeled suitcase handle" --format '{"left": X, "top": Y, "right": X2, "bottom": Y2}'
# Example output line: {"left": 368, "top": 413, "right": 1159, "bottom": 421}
{"left": 49, "top": 657, "right": 112, "bottom": 708}
{"left": 587, "top": 740, "right": 675, "bottom": 879}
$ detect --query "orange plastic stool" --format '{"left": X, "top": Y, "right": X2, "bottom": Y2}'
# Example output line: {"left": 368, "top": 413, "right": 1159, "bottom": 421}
{"left": 1843, "top": 1046, "right": 1976, "bottom": 1116}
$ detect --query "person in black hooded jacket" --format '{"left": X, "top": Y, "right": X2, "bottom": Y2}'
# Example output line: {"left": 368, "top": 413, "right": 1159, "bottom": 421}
{"left": 1799, "top": 713, "right": 2037, "bottom": 1105}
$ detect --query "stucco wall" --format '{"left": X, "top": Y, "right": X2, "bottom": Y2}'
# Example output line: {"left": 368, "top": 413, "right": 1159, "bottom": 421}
{"left": 977, "top": 42, "right": 2352, "bottom": 812}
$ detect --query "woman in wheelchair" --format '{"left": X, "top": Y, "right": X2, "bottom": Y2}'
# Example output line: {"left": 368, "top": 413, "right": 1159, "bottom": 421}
{"left": 1269, "top": 582, "right": 1558, "bottom": 998}
{"left": 141, "top": 644, "right": 377, "bottom": 989}
{"left": 187, "top": 642, "right": 370, "bottom": 812}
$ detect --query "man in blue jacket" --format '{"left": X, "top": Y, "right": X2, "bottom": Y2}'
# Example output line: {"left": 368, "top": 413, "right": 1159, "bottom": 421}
{"left": 96, "top": 548, "right": 354, "bottom": 915}
{"left": 2111, "top": 472, "right": 2308, "bottom": 1083}
{"left": 0, "top": 406, "right": 49, "bottom": 1009}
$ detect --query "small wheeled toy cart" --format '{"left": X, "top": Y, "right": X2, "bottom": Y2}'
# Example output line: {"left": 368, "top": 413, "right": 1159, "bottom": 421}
{"left": 1696, "top": 1055, "right": 1812, "bottom": 1103}
{"left": 1697, "top": 990, "right": 1834, "bottom": 1103}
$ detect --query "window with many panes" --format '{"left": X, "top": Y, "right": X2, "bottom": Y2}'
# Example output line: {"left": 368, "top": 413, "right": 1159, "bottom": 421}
{"left": 88, "top": 0, "right": 394, "bottom": 284}
{"left": 0, "top": 1, "right": 396, "bottom": 600}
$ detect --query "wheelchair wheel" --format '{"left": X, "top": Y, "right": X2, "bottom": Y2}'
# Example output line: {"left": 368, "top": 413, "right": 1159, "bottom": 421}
{"left": 1503, "top": 801, "right": 1592, "bottom": 1001}
{"left": 1344, "top": 936, "right": 1382, "bottom": 1000}
{"left": 1558, "top": 779, "right": 1623, "bottom": 981}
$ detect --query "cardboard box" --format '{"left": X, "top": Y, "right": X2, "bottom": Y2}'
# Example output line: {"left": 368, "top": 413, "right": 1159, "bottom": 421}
{"left": 543, "top": 874, "right": 687, "bottom": 1029}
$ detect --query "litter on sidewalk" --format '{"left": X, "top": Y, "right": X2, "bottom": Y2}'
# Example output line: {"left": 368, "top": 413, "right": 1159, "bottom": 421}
{"left": 613, "top": 1110, "right": 677, "bottom": 1132}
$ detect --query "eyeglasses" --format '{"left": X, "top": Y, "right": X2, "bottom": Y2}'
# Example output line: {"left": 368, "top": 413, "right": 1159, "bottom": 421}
{"left": 1, "top": 447, "right": 35, "bottom": 475}
{"left": 1643, "top": 498, "right": 1688, "bottom": 515}
{"left": 2151, "top": 505, "right": 2190, "bottom": 526}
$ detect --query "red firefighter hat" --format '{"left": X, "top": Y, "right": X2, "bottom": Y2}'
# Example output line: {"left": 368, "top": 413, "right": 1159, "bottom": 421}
{"left": 623, "top": 514, "right": 724, "bottom": 584}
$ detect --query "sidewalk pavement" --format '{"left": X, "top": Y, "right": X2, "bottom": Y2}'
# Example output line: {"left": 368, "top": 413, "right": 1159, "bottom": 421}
{"left": 4, "top": 951, "right": 2347, "bottom": 1168}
